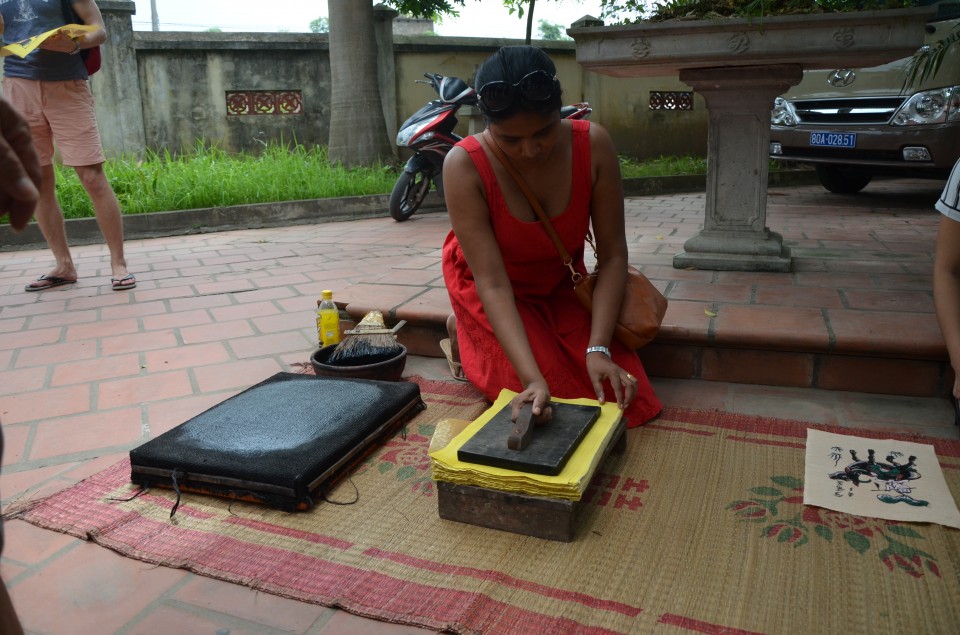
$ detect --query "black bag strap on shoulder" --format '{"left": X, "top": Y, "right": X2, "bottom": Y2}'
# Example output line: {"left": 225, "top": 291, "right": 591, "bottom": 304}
{"left": 60, "top": 0, "right": 80, "bottom": 25}
{"left": 59, "top": 0, "right": 102, "bottom": 75}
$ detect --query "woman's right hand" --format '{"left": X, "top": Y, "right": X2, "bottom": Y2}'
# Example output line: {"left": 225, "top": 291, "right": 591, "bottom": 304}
{"left": 39, "top": 30, "right": 79, "bottom": 54}
{"left": 586, "top": 351, "right": 637, "bottom": 411}
{"left": 510, "top": 379, "right": 552, "bottom": 423}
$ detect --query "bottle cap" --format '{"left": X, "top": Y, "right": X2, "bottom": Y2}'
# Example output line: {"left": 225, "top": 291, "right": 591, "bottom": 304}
{"left": 321, "top": 290, "right": 333, "bottom": 300}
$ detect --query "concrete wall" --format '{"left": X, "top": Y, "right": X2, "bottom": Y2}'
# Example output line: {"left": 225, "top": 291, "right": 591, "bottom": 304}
{"left": 87, "top": 1, "right": 707, "bottom": 161}
{"left": 134, "top": 33, "right": 330, "bottom": 154}
{"left": 584, "top": 73, "right": 708, "bottom": 159}
{"left": 391, "top": 38, "right": 708, "bottom": 159}
{"left": 95, "top": 1, "right": 146, "bottom": 157}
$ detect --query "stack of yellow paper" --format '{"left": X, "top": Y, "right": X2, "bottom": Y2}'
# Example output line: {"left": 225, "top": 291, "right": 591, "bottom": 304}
{"left": 429, "top": 389, "right": 623, "bottom": 500}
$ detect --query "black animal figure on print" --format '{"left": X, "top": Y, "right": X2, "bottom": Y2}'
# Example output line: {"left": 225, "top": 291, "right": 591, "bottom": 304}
{"left": 828, "top": 448, "right": 928, "bottom": 507}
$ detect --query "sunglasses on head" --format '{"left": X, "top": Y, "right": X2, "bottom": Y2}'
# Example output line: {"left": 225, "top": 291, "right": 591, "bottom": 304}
{"left": 477, "top": 70, "right": 559, "bottom": 113}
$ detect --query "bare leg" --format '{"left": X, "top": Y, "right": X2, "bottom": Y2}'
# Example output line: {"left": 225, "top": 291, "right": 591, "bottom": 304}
{"left": 442, "top": 313, "right": 467, "bottom": 381}
{"left": 30, "top": 164, "right": 78, "bottom": 282}
{"left": 446, "top": 313, "right": 460, "bottom": 362}
{"left": 74, "top": 163, "right": 128, "bottom": 281}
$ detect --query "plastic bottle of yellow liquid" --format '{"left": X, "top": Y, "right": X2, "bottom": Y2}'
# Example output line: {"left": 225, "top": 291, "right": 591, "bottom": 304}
{"left": 317, "top": 290, "right": 341, "bottom": 347}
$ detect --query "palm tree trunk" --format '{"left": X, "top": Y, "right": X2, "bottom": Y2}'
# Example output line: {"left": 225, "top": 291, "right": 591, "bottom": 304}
{"left": 327, "top": 0, "right": 392, "bottom": 167}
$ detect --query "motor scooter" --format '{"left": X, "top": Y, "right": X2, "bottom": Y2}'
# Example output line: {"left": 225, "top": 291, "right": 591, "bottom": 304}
{"left": 390, "top": 72, "right": 592, "bottom": 221}
{"left": 390, "top": 73, "right": 476, "bottom": 221}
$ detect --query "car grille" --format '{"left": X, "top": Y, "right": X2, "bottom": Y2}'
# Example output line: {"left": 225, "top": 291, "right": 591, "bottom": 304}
{"left": 781, "top": 148, "right": 905, "bottom": 162}
{"left": 792, "top": 97, "right": 905, "bottom": 125}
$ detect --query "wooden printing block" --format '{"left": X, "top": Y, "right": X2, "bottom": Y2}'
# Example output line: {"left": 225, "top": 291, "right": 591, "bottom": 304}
{"left": 437, "top": 417, "right": 627, "bottom": 542}
{"left": 457, "top": 401, "right": 602, "bottom": 476}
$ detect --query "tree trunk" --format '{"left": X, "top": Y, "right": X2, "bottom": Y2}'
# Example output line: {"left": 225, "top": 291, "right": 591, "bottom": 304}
{"left": 327, "top": 0, "right": 392, "bottom": 167}
{"left": 525, "top": 0, "right": 536, "bottom": 44}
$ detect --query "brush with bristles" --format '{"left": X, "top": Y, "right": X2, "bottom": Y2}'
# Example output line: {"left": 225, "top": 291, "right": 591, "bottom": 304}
{"left": 326, "top": 310, "right": 406, "bottom": 366}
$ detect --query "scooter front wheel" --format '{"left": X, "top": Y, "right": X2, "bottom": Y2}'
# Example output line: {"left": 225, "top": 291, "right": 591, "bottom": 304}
{"left": 389, "top": 170, "right": 431, "bottom": 221}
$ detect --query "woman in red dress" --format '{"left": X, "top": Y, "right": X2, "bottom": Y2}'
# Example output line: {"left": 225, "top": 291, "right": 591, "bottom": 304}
{"left": 441, "top": 46, "right": 661, "bottom": 427}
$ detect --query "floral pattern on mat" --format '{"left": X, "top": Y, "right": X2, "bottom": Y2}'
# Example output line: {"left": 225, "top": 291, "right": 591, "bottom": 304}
{"left": 356, "top": 425, "right": 437, "bottom": 497}
{"left": 728, "top": 475, "right": 942, "bottom": 579}
{"left": 583, "top": 472, "right": 651, "bottom": 512}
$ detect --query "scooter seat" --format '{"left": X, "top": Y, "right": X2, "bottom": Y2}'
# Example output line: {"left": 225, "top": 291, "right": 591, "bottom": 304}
{"left": 440, "top": 76, "right": 474, "bottom": 104}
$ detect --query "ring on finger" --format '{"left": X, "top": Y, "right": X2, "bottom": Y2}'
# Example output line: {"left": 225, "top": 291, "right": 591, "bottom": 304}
{"left": 625, "top": 373, "right": 636, "bottom": 382}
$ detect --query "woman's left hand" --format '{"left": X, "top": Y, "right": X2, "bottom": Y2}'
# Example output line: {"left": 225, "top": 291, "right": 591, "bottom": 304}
{"left": 586, "top": 352, "right": 637, "bottom": 411}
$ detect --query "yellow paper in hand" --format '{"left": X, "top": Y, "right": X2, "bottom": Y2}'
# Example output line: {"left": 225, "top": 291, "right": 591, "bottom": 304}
{"left": 1, "top": 24, "right": 97, "bottom": 59}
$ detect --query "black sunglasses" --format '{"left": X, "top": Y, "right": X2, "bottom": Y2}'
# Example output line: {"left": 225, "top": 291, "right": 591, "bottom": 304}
{"left": 477, "top": 70, "right": 559, "bottom": 113}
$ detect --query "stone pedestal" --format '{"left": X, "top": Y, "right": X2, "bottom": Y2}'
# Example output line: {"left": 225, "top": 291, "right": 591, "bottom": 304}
{"left": 568, "top": 8, "right": 932, "bottom": 272}
{"left": 674, "top": 64, "right": 803, "bottom": 272}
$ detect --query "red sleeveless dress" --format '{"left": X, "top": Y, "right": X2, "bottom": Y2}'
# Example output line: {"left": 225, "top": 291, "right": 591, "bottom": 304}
{"left": 441, "top": 119, "right": 662, "bottom": 427}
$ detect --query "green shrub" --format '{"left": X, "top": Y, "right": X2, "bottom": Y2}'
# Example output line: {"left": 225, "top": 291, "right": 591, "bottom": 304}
{"left": 599, "top": 0, "right": 915, "bottom": 23}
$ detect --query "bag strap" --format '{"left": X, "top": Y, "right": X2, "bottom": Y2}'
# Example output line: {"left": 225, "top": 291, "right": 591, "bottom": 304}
{"left": 481, "top": 130, "right": 581, "bottom": 280}
{"left": 61, "top": 0, "right": 80, "bottom": 24}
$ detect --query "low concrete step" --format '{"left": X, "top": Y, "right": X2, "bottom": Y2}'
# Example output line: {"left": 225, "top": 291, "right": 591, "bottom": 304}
{"left": 339, "top": 302, "right": 952, "bottom": 400}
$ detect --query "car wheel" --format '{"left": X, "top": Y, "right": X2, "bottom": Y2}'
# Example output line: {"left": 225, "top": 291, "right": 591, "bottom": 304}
{"left": 815, "top": 165, "right": 873, "bottom": 194}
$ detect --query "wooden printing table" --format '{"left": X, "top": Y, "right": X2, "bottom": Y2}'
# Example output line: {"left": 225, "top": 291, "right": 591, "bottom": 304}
{"left": 436, "top": 417, "right": 627, "bottom": 542}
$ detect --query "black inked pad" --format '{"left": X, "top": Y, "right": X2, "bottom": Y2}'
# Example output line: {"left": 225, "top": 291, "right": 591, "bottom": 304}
{"left": 129, "top": 372, "right": 424, "bottom": 510}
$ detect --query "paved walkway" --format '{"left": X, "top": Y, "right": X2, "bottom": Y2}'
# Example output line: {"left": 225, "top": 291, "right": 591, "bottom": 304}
{"left": 1, "top": 178, "right": 957, "bottom": 634}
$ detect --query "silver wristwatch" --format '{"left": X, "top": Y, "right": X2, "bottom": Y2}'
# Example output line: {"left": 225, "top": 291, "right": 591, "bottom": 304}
{"left": 586, "top": 346, "right": 611, "bottom": 358}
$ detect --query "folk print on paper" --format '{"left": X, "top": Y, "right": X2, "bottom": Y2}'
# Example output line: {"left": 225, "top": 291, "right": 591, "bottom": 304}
{"left": 803, "top": 429, "right": 960, "bottom": 529}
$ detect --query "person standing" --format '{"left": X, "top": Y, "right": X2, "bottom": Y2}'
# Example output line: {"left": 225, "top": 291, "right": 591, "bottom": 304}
{"left": 933, "top": 159, "right": 960, "bottom": 402}
{"left": 0, "top": 0, "right": 135, "bottom": 292}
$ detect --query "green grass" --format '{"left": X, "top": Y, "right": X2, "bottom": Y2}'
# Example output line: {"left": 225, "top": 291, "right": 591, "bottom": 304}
{"left": 52, "top": 142, "right": 716, "bottom": 219}
{"left": 619, "top": 155, "right": 707, "bottom": 179}
{"left": 54, "top": 142, "right": 400, "bottom": 220}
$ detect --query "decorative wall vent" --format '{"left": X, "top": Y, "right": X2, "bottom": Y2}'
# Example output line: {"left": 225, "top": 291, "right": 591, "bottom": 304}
{"left": 226, "top": 91, "right": 303, "bottom": 116}
{"left": 649, "top": 91, "right": 693, "bottom": 111}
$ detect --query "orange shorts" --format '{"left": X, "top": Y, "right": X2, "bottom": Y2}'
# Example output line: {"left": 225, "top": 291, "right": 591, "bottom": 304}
{"left": 2, "top": 77, "right": 105, "bottom": 167}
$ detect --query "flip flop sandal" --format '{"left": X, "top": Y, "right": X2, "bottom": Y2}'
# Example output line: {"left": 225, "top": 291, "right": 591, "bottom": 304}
{"left": 24, "top": 275, "right": 77, "bottom": 292}
{"left": 111, "top": 274, "right": 137, "bottom": 291}
{"left": 439, "top": 338, "right": 468, "bottom": 382}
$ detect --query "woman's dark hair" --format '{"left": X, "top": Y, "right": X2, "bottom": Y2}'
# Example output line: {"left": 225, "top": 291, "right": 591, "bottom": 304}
{"left": 474, "top": 46, "right": 563, "bottom": 122}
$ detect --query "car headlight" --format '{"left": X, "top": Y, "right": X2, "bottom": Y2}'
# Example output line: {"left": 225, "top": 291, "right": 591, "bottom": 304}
{"left": 891, "top": 86, "right": 960, "bottom": 126}
{"left": 771, "top": 97, "right": 799, "bottom": 127}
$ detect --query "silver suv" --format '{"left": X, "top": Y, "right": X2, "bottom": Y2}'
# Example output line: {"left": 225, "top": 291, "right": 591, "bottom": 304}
{"left": 770, "top": 1, "right": 960, "bottom": 193}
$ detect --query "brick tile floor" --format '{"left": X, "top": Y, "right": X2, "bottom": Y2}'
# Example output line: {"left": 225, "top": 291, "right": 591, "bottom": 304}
{"left": 1, "top": 178, "right": 957, "bottom": 634}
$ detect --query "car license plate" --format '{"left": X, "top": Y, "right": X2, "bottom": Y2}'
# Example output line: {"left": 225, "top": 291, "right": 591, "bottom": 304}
{"left": 809, "top": 132, "right": 856, "bottom": 148}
